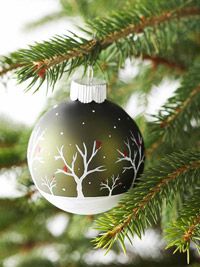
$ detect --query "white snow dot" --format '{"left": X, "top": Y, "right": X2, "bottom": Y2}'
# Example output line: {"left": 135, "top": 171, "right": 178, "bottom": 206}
{"left": 56, "top": 112, "right": 59, "bottom": 116}
{"left": 60, "top": 132, "right": 64, "bottom": 135}
{"left": 103, "top": 156, "right": 106, "bottom": 159}
{"left": 62, "top": 188, "right": 66, "bottom": 191}
{"left": 118, "top": 118, "right": 121, "bottom": 121}
{"left": 109, "top": 134, "right": 112, "bottom": 138}
{"left": 88, "top": 181, "right": 91, "bottom": 184}
{"left": 78, "top": 168, "right": 80, "bottom": 170}
{"left": 53, "top": 104, "right": 58, "bottom": 109}
{"left": 92, "top": 110, "right": 95, "bottom": 113}
{"left": 82, "top": 122, "right": 85, "bottom": 125}
{"left": 114, "top": 125, "right": 117, "bottom": 129}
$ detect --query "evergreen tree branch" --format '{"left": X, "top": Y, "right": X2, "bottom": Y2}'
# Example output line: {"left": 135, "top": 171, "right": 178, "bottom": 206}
{"left": 183, "top": 216, "right": 200, "bottom": 243}
{"left": 142, "top": 55, "right": 186, "bottom": 73}
{"left": 147, "top": 63, "right": 200, "bottom": 158}
{"left": 0, "top": 3, "right": 200, "bottom": 90}
{"left": 0, "top": 123, "right": 24, "bottom": 147}
{"left": 145, "top": 125, "right": 200, "bottom": 165}
{"left": 0, "top": 142, "right": 28, "bottom": 169}
{"left": 0, "top": 121, "right": 29, "bottom": 169}
{"left": 0, "top": 63, "right": 23, "bottom": 76}
{"left": 165, "top": 188, "right": 200, "bottom": 263}
{"left": 0, "top": 159, "right": 27, "bottom": 170}
{"left": 160, "top": 86, "right": 200, "bottom": 129}
{"left": 145, "top": 137, "right": 163, "bottom": 158}
{"left": 99, "top": 7, "right": 200, "bottom": 47}
{"left": 93, "top": 150, "right": 200, "bottom": 252}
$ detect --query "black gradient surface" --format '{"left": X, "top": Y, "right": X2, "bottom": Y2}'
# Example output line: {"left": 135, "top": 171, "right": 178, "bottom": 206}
{"left": 28, "top": 100, "right": 145, "bottom": 197}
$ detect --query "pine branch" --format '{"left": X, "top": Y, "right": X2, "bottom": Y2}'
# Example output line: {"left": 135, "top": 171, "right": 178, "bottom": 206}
{"left": 146, "top": 63, "right": 200, "bottom": 158}
{"left": 0, "top": 63, "right": 23, "bottom": 76}
{"left": 165, "top": 188, "right": 200, "bottom": 263}
{"left": 145, "top": 137, "right": 163, "bottom": 158}
{"left": 0, "top": 123, "right": 29, "bottom": 169}
{"left": 0, "top": 159, "right": 27, "bottom": 170}
{"left": 0, "top": 127, "right": 21, "bottom": 147}
{"left": 93, "top": 150, "right": 200, "bottom": 252}
{"left": 160, "top": 86, "right": 200, "bottom": 129}
{"left": 0, "top": 1, "right": 200, "bottom": 90}
{"left": 99, "top": 44, "right": 186, "bottom": 75}
{"left": 96, "top": 7, "right": 200, "bottom": 46}
{"left": 146, "top": 126, "right": 200, "bottom": 166}
{"left": 0, "top": 139, "right": 28, "bottom": 169}
{"left": 142, "top": 55, "right": 186, "bottom": 73}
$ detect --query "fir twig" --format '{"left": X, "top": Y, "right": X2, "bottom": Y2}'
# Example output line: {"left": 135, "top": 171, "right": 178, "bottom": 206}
{"left": 99, "top": 7, "right": 200, "bottom": 47}
{"left": 165, "top": 188, "right": 200, "bottom": 263}
{"left": 93, "top": 150, "right": 200, "bottom": 252}
{"left": 147, "top": 63, "right": 200, "bottom": 157}
{"left": 160, "top": 86, "right": 200, "bottom": 129}
{"left": 0, "top": 3, "right": 200, "bottom": 90}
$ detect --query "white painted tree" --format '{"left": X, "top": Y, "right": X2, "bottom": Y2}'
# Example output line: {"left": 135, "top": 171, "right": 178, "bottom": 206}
{"left": 55, "top": 141, "right": 106, "bottom": 198}
{"left": 116, "top": 131, "right": 145, "bottom": 188}
{"left": 41, "top": 175, "right": 56, "bottom": 195}
{"left": 100, "top": 174, "right": 121, "bottom": 196}
{"left": 28, "top": 127, "right": 45, "bottom": 171}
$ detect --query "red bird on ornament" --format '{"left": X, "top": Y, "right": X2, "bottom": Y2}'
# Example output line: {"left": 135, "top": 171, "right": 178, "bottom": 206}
{"left": 63, "top": 165, "right": 68, "bottom": 172}
{"left": 123, "top": 150, "right": 128, "bottom": 157}
{"left": 96, "top": 140, "right": 102, "bottom": 149}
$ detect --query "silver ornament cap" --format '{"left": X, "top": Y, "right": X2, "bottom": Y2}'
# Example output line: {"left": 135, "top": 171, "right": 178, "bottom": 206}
{"left": 70, "top": 78, "right": 107, "bottom": 103}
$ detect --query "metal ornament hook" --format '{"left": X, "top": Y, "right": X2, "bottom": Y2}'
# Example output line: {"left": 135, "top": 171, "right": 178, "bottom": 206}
{"left": 87, "top": 65, "right": 94, "bottom": 85}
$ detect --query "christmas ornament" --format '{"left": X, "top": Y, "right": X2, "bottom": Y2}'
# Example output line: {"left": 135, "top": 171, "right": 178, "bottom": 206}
{"left": 27, "top": 76, "right": 145, "bottom": 215}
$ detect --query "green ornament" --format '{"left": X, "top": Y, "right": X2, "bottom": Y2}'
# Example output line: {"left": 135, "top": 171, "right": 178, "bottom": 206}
{"left": 27, "top": 78, "right": 145, "bottom": 214}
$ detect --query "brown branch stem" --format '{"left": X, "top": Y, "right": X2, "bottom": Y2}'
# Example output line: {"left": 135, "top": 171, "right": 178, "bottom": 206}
{"left": 142, "top": 55, "right": 186, "bottom": 72}
{"left": 0, "top": 63, "right": 24, "bottom": 76}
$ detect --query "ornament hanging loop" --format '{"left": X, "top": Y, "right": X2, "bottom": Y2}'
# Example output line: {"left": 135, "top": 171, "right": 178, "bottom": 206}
{"left": 71, "top": 50, "right": 107, "bottom": 103}
{"left": 87, "top": 65, "right": 94, "bottom": 85}
{"left": 86, "top": 31, "right": 97, "bottom": 85}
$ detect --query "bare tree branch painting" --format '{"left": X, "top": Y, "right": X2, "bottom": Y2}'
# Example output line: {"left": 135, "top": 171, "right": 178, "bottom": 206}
{"left": 41, "top": 175, "right": 56, "bottom": 195}
{"left": 116, "top": 131, "right": 145, "bottom": 188}
{"left": 100, "top": 175, "right": 121, "bottom": 196}
{"left": 55, "top": 141, "right": 106, "bottom": 198}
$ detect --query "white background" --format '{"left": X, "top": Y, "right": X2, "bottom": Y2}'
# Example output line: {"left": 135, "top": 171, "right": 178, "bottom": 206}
{"left": 0, "top": 0, "right": 78, "bottom": 125}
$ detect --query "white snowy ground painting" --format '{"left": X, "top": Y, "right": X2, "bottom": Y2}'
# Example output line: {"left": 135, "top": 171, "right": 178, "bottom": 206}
{"left": 41, "top": 191, "right": 126, "bottom": 214}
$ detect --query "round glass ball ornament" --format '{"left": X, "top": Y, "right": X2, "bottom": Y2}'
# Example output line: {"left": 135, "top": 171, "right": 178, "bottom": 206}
{"left": 27, "top": 79, "right": 145, "bottom": 215}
